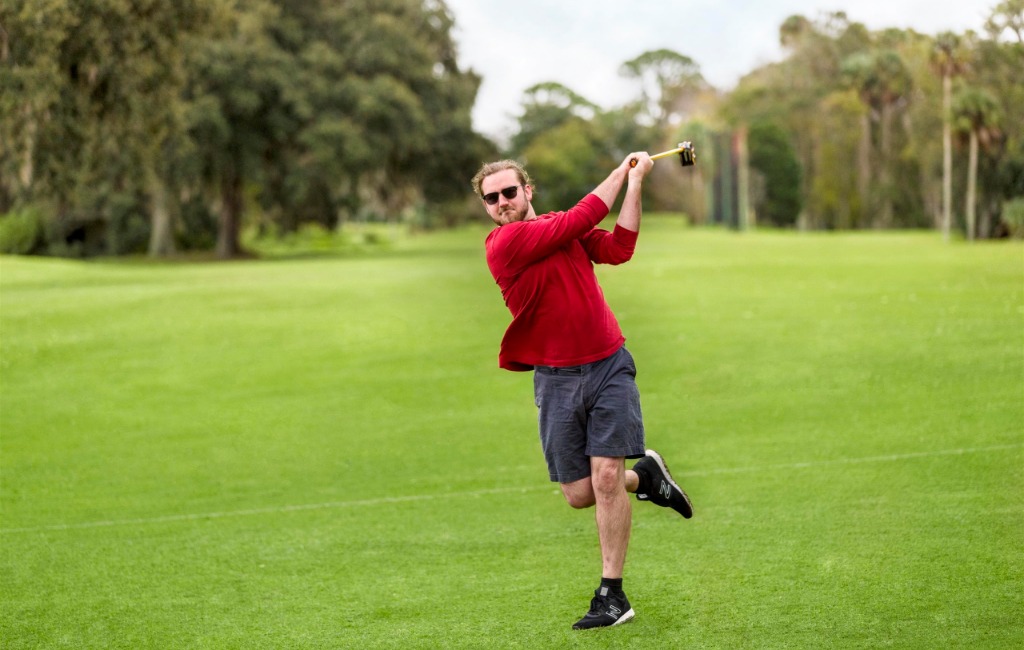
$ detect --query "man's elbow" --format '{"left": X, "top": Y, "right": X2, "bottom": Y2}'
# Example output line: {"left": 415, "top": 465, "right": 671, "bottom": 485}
{"left": 607, "top": 249, "right": 635, "bottom": 265}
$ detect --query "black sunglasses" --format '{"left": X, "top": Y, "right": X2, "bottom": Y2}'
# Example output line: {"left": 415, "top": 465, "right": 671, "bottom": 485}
{"left": 483, "top": 184, "right": 524, "bottom": 205}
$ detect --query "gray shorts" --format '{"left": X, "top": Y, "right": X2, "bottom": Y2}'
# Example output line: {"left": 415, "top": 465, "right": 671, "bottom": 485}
{"left": 533, "top": 346, "right": 646, "bottom": 483}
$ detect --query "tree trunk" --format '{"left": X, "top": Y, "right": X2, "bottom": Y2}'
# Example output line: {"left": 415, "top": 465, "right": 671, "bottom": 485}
{"left": 216, "top": 174, "right": 243, "bottom": 259}
{"left": 942, "top": 74, "right": 953, "bottom": 241}
{"left": 857, "top": 111, "right": 871, "bottom": 228}
{"left": 148, "top": 174, "right": 176, "bottom": 257}
{"left": 966, "top": 130, "right": 978, "bottom": 242}
{"left": 879, "top": 103, "right": 894, "bottom": 229}
{"left": 978, "top": 196, "right": 995, "bottom": 239}
{"left": 20, "top": 104, "right": 36, "bottom": 190}
{"left": 735, "top": 127, "right": 751, "bottom": 231}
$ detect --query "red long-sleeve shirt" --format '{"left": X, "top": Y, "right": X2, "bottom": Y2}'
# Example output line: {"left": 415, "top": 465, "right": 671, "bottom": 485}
{"left": 486, "top": 193, "right": 638, "bottom": 371}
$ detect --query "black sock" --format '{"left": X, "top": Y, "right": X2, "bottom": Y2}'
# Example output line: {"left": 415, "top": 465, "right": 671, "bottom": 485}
{"left": 633, "top": 465, "right": 650, "bottom": 495}
{"left": 600, "top": 577, "right": 623, "bottom": 595}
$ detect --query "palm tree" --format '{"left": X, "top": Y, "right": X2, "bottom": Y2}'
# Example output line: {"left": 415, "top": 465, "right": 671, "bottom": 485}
{"left": 841, "top": 50, "right": 911, "bottom": 228}
{"left": 930, "top": 32, "right": 970, "bottom": 240}
{"left": 872, "top": 51, "right": 912, "bottom": 228}
{"left": 840, "top": 52, "right": 878, "bottom": 227}
{"left": 952, "top": 88, "right": 1002, "bottom": 241}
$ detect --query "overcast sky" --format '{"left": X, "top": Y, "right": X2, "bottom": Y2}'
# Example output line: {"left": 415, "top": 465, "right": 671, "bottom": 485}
{"left": 444, "top": 0, "right": 993, "bottom": 143}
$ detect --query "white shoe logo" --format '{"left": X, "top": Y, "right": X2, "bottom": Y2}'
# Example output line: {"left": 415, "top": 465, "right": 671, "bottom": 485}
{"left": 659, "top": 482, "right": 673, "bottom": 500}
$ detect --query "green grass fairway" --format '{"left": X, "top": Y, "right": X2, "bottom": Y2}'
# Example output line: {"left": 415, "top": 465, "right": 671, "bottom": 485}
{"left": 2, "top": 222, "right": 1022, "bottom": 648}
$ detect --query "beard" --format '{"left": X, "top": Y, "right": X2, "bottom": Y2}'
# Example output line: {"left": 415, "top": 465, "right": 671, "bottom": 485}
{"left": 498, "top": 202, "right": 528, "bottom": 225}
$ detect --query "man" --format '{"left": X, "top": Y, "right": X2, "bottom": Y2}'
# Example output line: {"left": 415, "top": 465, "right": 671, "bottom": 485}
{"left": 472, "top": 154, "right": 694, "bottom": 630}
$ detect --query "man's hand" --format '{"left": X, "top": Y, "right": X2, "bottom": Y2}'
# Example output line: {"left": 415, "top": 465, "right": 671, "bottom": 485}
{"left": 593, "top": 152, "right": 654, "bottom": 211}
{"left": 626, "top": 152, "right": 653, "bottom": 181}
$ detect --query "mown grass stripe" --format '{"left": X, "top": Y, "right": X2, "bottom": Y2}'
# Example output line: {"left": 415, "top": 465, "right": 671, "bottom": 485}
{"left": 4, "top": 442, "right": 1017, "bottom": 535}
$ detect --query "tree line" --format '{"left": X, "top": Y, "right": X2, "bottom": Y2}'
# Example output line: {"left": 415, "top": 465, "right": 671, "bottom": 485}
{"left": 1, "top": 0, "right": 494, "bottom": 257}
{"left": 504, "top": 4, "right": 1023, "bottom": 239}
{"left": 723, "top": 4, "right": 1023, "bottom": 238}
{"left": 1, "top": 1, "right": 1022, "bottom": 258}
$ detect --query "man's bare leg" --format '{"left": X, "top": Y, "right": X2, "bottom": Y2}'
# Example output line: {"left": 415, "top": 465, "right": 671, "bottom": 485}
{"left": 563, "top": 457, "right": 640, "bottom": 630}
{"left": 558, "top": 459, "right": 636, "bottom": 576}
{"left": 590, "top": 456, "right": 631, "bottom": 578}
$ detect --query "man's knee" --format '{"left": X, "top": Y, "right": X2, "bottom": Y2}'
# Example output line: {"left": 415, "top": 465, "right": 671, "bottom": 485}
{"left": 561, "top": 479, "right": 596, "bottom": 509}
{"left": 590, "top": 457, "right": 625, "bottom": 498}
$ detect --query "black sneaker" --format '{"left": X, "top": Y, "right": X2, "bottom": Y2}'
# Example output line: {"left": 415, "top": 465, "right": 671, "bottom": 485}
{"left": 571, "top": 586, "right": 635, "bottom": 630}
{"left": 633, "top": 449, "right": 693, "bottom": 518}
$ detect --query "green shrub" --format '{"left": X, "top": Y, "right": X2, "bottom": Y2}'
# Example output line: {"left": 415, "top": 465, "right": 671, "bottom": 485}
{"left": 0, "top": 208, "right": 43, "bottom": 255}
{"left": 1001, "top": 198, "right": 1024, "bottom": 239}
{"left": 748, "top": 121, "right": 803, "bottom": 227}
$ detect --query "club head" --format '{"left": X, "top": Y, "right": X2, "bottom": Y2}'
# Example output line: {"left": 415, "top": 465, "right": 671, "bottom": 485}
{"left": 677, "top": 141, "right": 695, "bottom": 167}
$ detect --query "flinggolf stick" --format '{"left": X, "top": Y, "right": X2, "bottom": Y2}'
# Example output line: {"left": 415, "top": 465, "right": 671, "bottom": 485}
{"left": 630, "top": 141, "right": 696, "bottom": 168}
